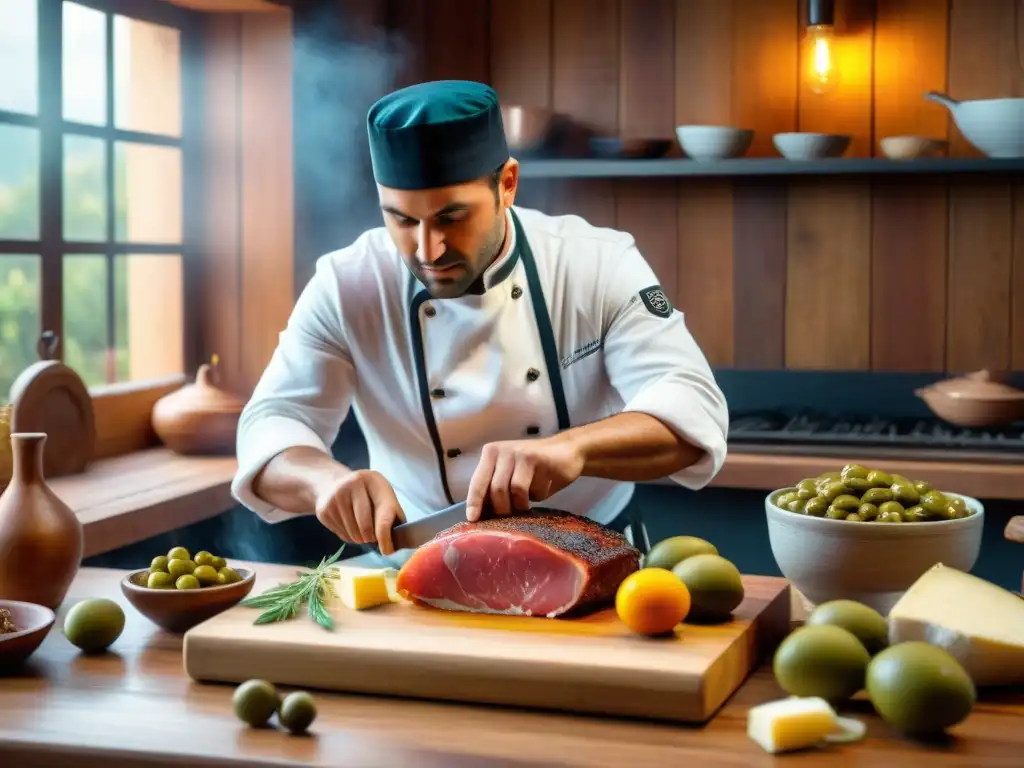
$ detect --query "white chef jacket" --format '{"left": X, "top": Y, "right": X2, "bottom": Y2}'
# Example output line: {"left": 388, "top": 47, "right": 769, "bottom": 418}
{"left": 232, "top": 205, "right": 729, "bottom": 531}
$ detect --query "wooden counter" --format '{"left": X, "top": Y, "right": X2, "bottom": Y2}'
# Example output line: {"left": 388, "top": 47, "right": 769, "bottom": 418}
{"left": 1, "top": 564, "right": 1021, "bottom": 767}
{"left": 50, "top": 448, "right": 238, "bottom": 558}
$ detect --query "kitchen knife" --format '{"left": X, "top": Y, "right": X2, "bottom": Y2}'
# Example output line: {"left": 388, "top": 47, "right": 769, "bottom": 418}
{"left": 389, "top": 500, "right": 470, "bottom": 551}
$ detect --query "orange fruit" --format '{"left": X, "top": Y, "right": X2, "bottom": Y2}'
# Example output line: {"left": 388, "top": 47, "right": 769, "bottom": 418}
{"left": 615, "top": 568, "right": 691, "bottom": 636}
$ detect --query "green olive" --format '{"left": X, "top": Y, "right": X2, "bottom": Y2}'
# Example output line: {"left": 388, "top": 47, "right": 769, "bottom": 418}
{"left": 211, "top": 556, "right": 228, "bottom": 570}
{"left": 818, "top": 481, "right": 849, "bottom": 503}
{"left": 861, "top": 487, "right": 894, "bottom": 506}
{"left": 890, "top": 474, "right": 910, "bottom": 485}
{"left": 167, "top": 546, "right": 191, "bottom": 562}
{"left": 831, "top": 494, "right": 861, "bottom": 510}
{"left": 857, "top": 503, "right": 879, "bottom": 521}
{"left": 891, "top": 482, "right": 921, "bottom": 506}
{"left": 912, "top": 480, "right": 932, "bottom": 495}
{"left": 176, "top": 574, "right": 201, "bottom": 590}
{"left": 150, "top": 555, "right": 170, "bottom": 574}
{"left": 920, "top": 490, "right": 949, "bottom": 515}
{"left": 788, "top": 499, "right": 808, "bottom": 513}
{"left": 826, "top": 504, "right": 848, "bottom": 520}
{"left": 777, "top": 492, "right": 798, "bottom": 508}
{"left": 846, "top": 512, "right": 863, "bottom": 522}
{"left": 147, "top": 571, "right": 175, "bottom": 589}
{"left": 866, "top": 470, "right": 893, "bottom": 488}
{"left": 878, "top": 510, "right": 903, "bottom": 523}
{"left": 796, "top": 478, "right": 819, "bottom": 494}
{"left": 168, "top": 558, "right": 196, "bottom": 579}
{"left": 804, "top": 497, "right": 829, "bottom": 517}
{"left": 795, "top": 488, "right": 816, "bottom": 501}
{"left": 841, "top": 464, "right": 869, "bottom": 481}
{"left": 901, "top": 505, "right": 930, "bottom": 523}
{"left": 946, "top": 496, "right": 969, "bottom": 519}
{"left": 194, "top": 564, "right": 220, "bottom": 586}
{"left": 817, "top": 471, "right": 842, "bottom": 483}
{"left": 194, "top": 551, "right": 216, "bottom": 567}
{"left": 218, "top": 567, "right": 242, "bottom": 584}
{"left": 879, "top": 501, "right": 906, "bottom": 518}
{"left": 845, "top": 477, "right": 872, "bottom": 493}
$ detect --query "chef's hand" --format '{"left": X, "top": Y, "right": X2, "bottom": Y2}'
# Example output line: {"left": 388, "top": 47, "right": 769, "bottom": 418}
{"left": 465, "top": 436, "right": 585, "bottom": 522}
{"left": 313, "top": 469, "right": 407, "bottom": 555}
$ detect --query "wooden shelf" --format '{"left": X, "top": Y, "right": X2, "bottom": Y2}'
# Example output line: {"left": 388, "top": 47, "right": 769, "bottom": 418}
{"left": 50, "top": 448, "right": 238, "bottom": 558}
{"left": 517, "top": 157, "right": 1024, "bottom": 179}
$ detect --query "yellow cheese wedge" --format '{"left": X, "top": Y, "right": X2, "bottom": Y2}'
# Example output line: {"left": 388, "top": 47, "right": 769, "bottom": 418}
{"left": 747, "top": 696, "right": 839, "bottom": 754}
{"left": 334, "top": 566, "right": 393, "bottom": 610}
{"left": 888, "top": 563, "right": 1024, "bottom": 686}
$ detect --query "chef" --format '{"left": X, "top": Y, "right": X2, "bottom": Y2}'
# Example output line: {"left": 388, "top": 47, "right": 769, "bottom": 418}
{"left": 231, "top": 79, "right": 729, "bottom": 566}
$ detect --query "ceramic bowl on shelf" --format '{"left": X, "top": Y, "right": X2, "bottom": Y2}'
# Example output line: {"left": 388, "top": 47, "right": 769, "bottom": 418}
{"left": 501, "top": 105, "right": 556, "bottom": 154}
{"left": 120, "top": 567, "right": 255, "bottom": 634}
{"left": 765, "top": 489, "right": 983, "bottom": 616}
{"left": 0, "top": 599, "right": 56, "bottom": 670}
{"left": 879, "top": 135, "right": 947, "bottom": 160}
{"left": 674, "top": 125, "right": 754, "bottom": 160}
{"left": 924, "top": 91, "right": 1024, "bottom": 158}
{"left": 772, "top": 132, "right": 851, "bottom": 160}
{"left": 914, "top": 370, "right": 1024, "bottom": 427}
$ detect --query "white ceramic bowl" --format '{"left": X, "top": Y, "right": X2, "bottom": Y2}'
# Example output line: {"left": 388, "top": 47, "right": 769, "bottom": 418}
{"left": 675, "top": 125, "right": 754, "bottom": 161}
{"left": 925, "top": 92, "right": 1024, "bottom": 158}
{"left": 765, "top": 489, "right": 984, "bottom": 615}
{"left": 879, "top": 135, "right": 947, "bottom": 160}
{"left": 772, "top": 132, "right": 851, "bottom": 160}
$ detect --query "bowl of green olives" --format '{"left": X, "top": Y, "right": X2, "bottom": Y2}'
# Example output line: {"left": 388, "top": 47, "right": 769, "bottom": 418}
{"left": 120, "top": 546, "right": 255, "bottom": 633}
{"left": 765, "top": 464, "right": 984, "bottom": 615}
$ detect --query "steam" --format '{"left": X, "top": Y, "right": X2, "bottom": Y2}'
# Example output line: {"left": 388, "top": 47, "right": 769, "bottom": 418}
{"left": 291, "top": 5, "right": 410, "bottom": 287}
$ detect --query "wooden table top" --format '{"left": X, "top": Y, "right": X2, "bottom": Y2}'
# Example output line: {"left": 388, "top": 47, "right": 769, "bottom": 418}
{"left": 2, "top": 564, "right": 1022, "bottom": 767}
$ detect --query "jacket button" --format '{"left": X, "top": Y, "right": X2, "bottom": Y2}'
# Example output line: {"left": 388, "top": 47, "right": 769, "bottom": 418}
{"left": 430, "top": 388, "right": 446, "bottom": 399}
{"left": 511, "top": 285, "right": 523, "bottom": 299}
{"left": 446, "top": 447, "right": 461, "bottom": 458}
{"left": 526, "top": 367, "right": 540, "bottom": 382}
{"left": 424, "top": 305, "right": 436, "bottom": 317}
{"left": 526, "top": 425, "right": 540, "bottom": 436}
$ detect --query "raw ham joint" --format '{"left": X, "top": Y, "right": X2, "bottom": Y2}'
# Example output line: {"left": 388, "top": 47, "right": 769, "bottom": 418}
{"left": 395, "top": 508, "right": 641, "bottom": 618}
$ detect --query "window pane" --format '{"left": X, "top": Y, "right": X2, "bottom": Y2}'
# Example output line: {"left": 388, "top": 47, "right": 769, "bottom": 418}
{"left": 114, "top": 254, "right": 183, "bottom": 382}
{"left": 115, "top": 143, "right": 181, "bottom": 243}
{"left": 0, "top": 125, "right": 40, "bottom": 240}
{"left": 63, "top": 2, "right": 107, "bottom": 126}
{"left": 63, "top": 254, "right": 110, "bottom": 389}
{"left": 0, "top": 255, "right": 41, "bottom": 398}
{"left": 0, "top": 0, "right": 39, "bottom": 115}
{"left": 114, "top": 16, "right": 181, "bottom": 137}
{"left": 63, "top": 134, "right": 107, "bottom": 241}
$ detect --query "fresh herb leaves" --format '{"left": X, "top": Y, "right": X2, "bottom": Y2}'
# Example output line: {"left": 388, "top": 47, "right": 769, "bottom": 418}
{"left": 239, "top": 545, "right": 346, "bottom": 630}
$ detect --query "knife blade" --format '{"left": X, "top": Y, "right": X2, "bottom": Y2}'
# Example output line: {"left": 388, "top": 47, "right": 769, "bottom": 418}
{"left": 389, "top": 500, "right": 469, "bottom": 551}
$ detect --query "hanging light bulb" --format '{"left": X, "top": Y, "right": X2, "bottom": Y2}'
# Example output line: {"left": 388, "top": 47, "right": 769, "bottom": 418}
{"left": 802, "top": 0, "right": 838, "bottom": 95}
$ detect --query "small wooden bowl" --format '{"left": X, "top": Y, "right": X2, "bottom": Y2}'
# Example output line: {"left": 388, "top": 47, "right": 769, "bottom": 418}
{"left": 120, "top": 567, "right": 255, "bottom": 634}
{"left": 0, "top": 599, "right": 56, "bottom": 671}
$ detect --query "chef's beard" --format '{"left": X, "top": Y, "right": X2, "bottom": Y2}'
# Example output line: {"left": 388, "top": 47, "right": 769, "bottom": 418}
{"left": 413, "top": 210, "right": 507, "bottom": 299}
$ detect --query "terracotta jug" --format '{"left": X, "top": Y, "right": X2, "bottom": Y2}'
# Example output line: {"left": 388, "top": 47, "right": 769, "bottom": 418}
{"left": 0, "top": 432, "right": 84, "bottom": 610}
{"left": 151, "top": 354, "right": 245, "bottom": 455}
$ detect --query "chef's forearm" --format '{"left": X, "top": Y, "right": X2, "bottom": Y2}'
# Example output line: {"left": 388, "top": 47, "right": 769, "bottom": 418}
{"left": 251, "top": 446, "right": 354, "bottom": 514}
{"left": 558, "top": 412, "right": 704, "bottom": 482}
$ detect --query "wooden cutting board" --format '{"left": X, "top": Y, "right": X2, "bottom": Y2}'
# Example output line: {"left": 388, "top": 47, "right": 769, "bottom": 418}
{"left": 183, "top": 574, "right": 791, "bottom": 724}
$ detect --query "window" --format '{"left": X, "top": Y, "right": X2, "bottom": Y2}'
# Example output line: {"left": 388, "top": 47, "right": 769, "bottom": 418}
{"left": 0, "top": 0, "right": 196, "bottom": 399}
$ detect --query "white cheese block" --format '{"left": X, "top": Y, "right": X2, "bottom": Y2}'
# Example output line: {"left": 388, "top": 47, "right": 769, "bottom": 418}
{"left": 333, "top": 566, "right": 396, "bottom": 610}
{"left": 747, "top": 697, "right": 838, "bottom": 754}
{"left": 888, "top": 563, "right": 1024, "bottom": 686}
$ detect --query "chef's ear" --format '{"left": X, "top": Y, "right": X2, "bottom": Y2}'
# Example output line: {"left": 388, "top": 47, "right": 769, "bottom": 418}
{"left": 499, "top": 158, "right": 519, "bottom": 207}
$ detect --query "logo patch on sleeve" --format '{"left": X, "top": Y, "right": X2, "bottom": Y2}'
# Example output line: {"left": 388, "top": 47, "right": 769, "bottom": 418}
{"left": 639, "top": 285, "right": 673, "bottom": 318}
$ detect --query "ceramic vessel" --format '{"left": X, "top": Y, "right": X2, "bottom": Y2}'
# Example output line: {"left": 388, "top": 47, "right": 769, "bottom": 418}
{"left": 121, "top": 566, "right": 255, "bottom": 633}
{"left": 772, "top": 132, "right": 851, "bottom": 159}
{"left": 0, "top": 433, "right": 84, "bottom": 610}
{"left": 151, "top": 355, "right": 245, "bottom": 455}
{"left": 765, "top": 488, "right": 983, "bottom": 615}
{"left": 675, "top": 125, "right": 754, "bottom": 160}
{"left": 924, "top": 91, "right": 1024, "bottom": 158}
{"left": 914, "top": 370, "right": 1024, "bottom": 427}
{"left": 0, "top": 598, "right": 56, "bottom": 670}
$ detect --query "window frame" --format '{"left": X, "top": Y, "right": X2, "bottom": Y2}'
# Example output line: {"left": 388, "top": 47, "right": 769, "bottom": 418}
{"left": 0, "top": 0, "right": 205, "bottom": 458}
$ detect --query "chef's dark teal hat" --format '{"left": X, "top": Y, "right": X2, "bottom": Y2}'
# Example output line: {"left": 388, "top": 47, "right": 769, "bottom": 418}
{"left": 367, "top": 80, "right": 509, "bottom": 190}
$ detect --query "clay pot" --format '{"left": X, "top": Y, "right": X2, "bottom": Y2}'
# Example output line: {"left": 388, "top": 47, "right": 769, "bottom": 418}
{"left": 0, "top": 433, "right": 84, "bottom": 610}
{"left": 151, "top": 356, "right": 245, "bottom": 455}
{"left": 914, "top": 370, "right": 1024, "bottom": 427}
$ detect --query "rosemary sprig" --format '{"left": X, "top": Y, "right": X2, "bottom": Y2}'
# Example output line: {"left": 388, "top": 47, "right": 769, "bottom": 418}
{"left": 240, "top": 545, "right": 346, "bottom": 630}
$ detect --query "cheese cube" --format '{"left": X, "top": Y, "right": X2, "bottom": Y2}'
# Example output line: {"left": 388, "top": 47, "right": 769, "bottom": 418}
{"left": 888, "top": 563, "right": 1024, "bottom": 686}
{"left": 747, "top": 696, "right": 837, "bottom": 754}
{"left": 335, "top": 566, "right": 393, "bottom": 610}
